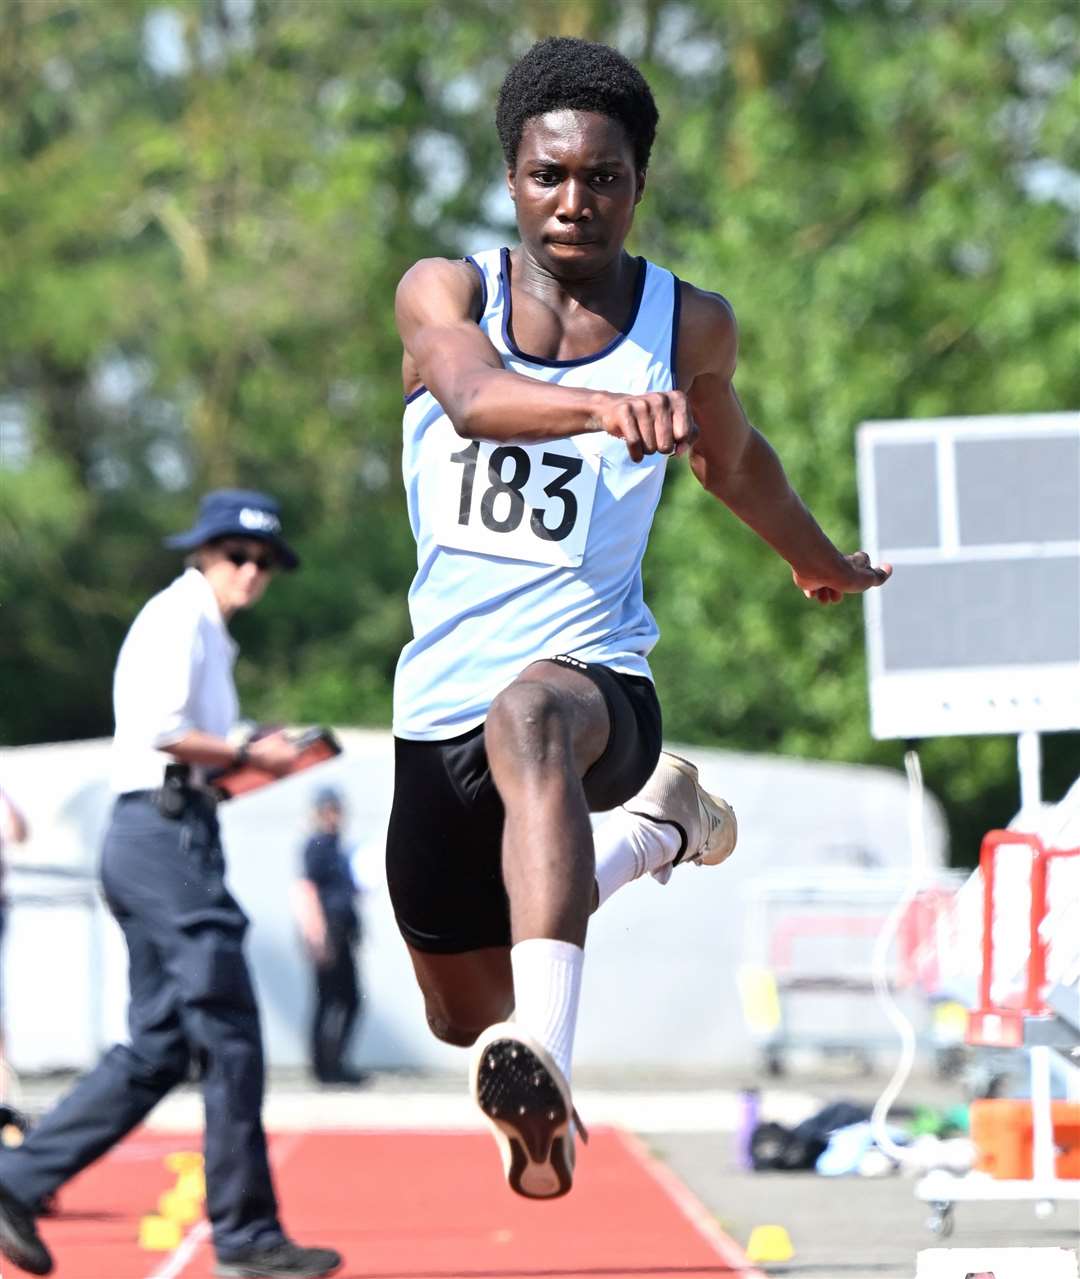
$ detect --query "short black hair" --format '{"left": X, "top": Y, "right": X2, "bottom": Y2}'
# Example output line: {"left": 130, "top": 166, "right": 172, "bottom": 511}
{"left": 496, "top": 37, "right": 659, "bottom": 172}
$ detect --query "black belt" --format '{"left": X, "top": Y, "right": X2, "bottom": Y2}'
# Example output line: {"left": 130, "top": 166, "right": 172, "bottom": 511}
{"left": 118, "top": 781, "right": 217, "bottom": 818}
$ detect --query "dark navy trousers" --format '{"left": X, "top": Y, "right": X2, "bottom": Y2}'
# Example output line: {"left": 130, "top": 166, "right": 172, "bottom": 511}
{"left": 0, "top": 793, "right": 284, "bottom": 1261}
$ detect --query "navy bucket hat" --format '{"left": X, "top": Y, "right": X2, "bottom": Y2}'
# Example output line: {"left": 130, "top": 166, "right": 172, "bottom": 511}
{"left": 164, "top": 489, "right": 300, "bottom": 570}
{"left": 313, "top": 786, "right": 343, "bottom": 810}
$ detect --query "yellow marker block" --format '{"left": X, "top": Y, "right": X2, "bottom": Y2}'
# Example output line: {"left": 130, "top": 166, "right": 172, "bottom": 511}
{"left": 933, "top": 1000, "right": 969, "bottom": 1039}
{"left": 165, "top": 1151, "right": 203, "bottom": 1175}
{"left": 175, "top": 1169, "right": 206, "bottom": 1202}
{"left": 158, "top": 1188, "right": 202, "bottom": 1226}
{"left": 745, "top": 1224, "right": 794, "bottom": 1264}
{"left": 736, "top": 965, "right": 782, "bottom": 1036}
{"left": 139, "top": 1215, "right": 183, "bottom": 1251}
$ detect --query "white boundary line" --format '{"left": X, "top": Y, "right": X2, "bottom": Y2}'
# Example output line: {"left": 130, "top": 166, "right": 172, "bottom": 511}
{"left": 614, "top": 1127, "right": 768, "bottom": 1278}
{"left": 143, "top": 1221, "right": 210, "bottom": 1279}
{"left": 143, "top": 1131, "right": 304, "bottom": 1279}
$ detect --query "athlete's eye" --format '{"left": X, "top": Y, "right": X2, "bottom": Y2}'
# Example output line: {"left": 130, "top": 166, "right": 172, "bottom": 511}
{"left": 533, "top": 171, "right": 560, "bottom": 186}
{"left": 591, "top": 173, "right": 618, "bottom": 186}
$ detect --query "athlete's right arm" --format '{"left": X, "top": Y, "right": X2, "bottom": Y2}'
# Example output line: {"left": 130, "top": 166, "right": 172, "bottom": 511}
{"left": 395, "top": 258, "right": 694, "bottom": 462}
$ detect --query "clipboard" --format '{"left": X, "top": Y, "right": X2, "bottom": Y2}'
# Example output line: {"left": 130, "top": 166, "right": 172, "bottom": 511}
{"left": 210, "top": 727, "right": 342, "bottom": 801}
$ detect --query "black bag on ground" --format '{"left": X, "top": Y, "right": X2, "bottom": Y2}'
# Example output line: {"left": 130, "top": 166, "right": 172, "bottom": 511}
{"left": 750, "top": 1101, "right": 871, "bottom": 1171}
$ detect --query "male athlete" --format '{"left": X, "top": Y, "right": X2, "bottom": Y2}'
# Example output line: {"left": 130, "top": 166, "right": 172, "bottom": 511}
{"left": 388, "top": 36, "right": 891, "bottom": 1201}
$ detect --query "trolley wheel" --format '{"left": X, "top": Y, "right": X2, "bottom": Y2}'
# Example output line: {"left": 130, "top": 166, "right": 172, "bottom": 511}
{"left": 764, "top": 1048, "right": 786, "bottom": 1078}
{"left": 925, "top": 1202, "right": 954, "bottom": 1238}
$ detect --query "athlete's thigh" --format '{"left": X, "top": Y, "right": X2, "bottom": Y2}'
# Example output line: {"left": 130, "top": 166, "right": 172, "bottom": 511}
{"left": 577, "top": 663, "right": 663, "bottom": 810}
{"left": 507, "top": 656, "right": 663, "bottom": 812}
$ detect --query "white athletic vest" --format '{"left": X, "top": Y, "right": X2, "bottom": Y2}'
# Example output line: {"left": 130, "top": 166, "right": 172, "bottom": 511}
{"left": 393, "top": 246, "right": 680, "bottom": 740}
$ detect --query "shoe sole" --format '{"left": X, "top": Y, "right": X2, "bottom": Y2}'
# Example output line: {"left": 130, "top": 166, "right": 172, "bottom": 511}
{"left": 0, "top": 1214, "right": 52, "bottom": 1276}
{"left": 0, "top": 1192, "right": 52, "bottom": 1273}
{"left": 470, "top": 1026, "right": 573, "bottom": 1200}
{"left": 214, "top": 1258, "right": 342, "bottom": 1278}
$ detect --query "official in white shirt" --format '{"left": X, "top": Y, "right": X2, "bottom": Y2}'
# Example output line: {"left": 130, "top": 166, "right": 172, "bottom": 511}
{"left": 0, "top": 786, "right": 29, "bottom": 1061}
{"left": 0, "top": 490, "right": 342, "bottom": 1279}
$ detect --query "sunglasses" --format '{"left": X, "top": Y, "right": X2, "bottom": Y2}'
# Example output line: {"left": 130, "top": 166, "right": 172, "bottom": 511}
{"left": 222, "top": 546, "right": 276, "bottom": 572}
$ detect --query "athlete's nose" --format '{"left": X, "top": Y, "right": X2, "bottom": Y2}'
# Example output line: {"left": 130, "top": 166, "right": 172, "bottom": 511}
{"left": 556, "top": 177, "right": 592, "bottom": 221}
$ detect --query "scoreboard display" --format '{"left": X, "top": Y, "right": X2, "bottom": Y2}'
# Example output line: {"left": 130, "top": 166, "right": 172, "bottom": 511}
{"left": 857, "top": 413, "right": 1080, "bottom": 740}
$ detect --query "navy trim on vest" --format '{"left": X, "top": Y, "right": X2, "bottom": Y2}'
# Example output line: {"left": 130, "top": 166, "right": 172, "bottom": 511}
{"left": 498, "top": 247, "right": 648, "bottom": 369}
{"left": 670, "top": 274, "right": 683, "bottom": 390}
{"left": 404, "top": 385, "right": 428, "bottom": 405}
{"left": 464, "top": 255, "right": 488, "bottom": 318}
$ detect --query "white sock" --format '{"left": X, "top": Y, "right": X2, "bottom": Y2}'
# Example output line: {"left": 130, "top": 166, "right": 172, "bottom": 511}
{"left": 510, "top": 938, "right": 584, "bottom": 1086}
{"left": 593, "top": 807, "right": 683, "bottom": 908}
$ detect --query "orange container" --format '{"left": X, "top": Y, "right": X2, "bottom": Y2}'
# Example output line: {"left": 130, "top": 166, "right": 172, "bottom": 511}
{"left": 971, "top": 1099, "right": 1080, "bottom": 1180}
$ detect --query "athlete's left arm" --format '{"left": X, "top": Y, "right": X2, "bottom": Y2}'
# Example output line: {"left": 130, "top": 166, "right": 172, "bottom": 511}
{"left": 678, "top": 284, "right": 890, "bottom": 603}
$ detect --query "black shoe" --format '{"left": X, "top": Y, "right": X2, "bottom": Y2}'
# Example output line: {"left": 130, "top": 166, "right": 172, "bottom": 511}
{"left": 315, "top": 1067, "right": 369, "bottom": 1087}
{"left": 214, "top": 1240, "right": 343, "bottom": 1278}
{"left": 0, "top": 1181, "right": 52, "bottom": 1275}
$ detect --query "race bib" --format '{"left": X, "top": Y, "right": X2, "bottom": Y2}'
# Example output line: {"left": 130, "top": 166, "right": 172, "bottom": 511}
{"left": 430, "top": 428, "right": 601, "bottom": 567}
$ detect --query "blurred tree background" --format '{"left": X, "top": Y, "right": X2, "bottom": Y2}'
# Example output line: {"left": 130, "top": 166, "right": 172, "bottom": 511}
{"left": 1, "top": 0, "right": 1077, "bottom": 863}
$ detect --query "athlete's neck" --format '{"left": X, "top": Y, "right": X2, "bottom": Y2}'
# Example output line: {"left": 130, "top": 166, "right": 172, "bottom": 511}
{"left": 510, "top": 245, "right": 638, "bottom": 318}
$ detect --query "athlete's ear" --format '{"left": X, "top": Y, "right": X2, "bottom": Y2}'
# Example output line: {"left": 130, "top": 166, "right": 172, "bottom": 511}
{"left": 634, "top": 169, "right": 647, "bottom": 205}
{"left": 506, "top": 167, "right": 517, "bottom": 203}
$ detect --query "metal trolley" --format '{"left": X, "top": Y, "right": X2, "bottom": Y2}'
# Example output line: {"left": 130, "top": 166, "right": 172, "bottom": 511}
{"left": 737, "top": 868, "right": 966, "bottom": 1078}
{"left": 915, "top": 829, "right": 1080, "bottom": 1238}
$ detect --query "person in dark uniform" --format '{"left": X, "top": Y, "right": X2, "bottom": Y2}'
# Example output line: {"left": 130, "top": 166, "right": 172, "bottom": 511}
{"left": 293, "top": 788, "right": 365, "bottom": 1086}
{"left": 0, "top": 490, "right": 342, "bottom": 1279}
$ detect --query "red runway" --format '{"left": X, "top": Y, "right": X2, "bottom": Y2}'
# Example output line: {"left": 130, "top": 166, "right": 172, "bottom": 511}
{"left": 33, "top": 1127, "right": 762, "bottom": 1278}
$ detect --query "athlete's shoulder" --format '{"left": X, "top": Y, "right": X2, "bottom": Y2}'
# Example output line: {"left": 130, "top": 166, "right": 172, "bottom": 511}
{"left": 677, "top": 279, "right": 736, "bottom": 331}
{"left": 397, "top": 256, "right": 484, "bottom": 301}
{"left": 675, "top": 279, "right": 738, "bottom": 383}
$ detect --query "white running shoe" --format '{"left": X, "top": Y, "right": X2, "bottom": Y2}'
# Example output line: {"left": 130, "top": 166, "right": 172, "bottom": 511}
{"left": 469, "top": 1022, "right": 587, "bottom": 1200}
{"left": 624, "top": 750, "right": 738, "bottom": 884}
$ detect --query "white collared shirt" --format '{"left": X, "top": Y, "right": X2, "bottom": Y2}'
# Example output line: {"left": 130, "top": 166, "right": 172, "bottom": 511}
{"left": 110, "top": 568, "right": 240, "bottom": 794}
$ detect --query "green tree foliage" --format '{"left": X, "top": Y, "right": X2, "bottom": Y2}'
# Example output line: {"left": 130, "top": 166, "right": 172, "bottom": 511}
{"left": 1, "top": 0, "right": 1077, "bottom": 861}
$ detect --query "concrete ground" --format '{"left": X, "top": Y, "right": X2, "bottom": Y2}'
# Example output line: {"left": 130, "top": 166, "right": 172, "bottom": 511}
{"left": 642, "top": 1063, "right": 1080, "bottom": 1278}
{"left": 652, "top": 1133, "right": 1080, "bottom": 1277}
{"left": 11, "top": 1063, "right": 1080, "bottom": 1277}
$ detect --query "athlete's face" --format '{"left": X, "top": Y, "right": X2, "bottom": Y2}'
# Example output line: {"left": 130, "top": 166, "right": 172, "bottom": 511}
{"left": 508, "top": 110, "right": 645, "bottom": 275}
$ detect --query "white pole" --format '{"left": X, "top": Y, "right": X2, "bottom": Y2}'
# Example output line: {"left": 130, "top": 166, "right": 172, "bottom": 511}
{"left": 1019, "top": 733, "right": 1053, "bottom": 1186}
{"left": 1018, "top": 730, "right": 1043, "bottom": 818}
{"left": 1030, "top": 1045, "right": 1056, "bottom": 1183}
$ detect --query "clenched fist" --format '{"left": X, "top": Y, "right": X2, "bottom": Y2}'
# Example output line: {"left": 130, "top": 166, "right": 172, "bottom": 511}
{"left": 588, "top": 390, "right": 698, "bottom": 463}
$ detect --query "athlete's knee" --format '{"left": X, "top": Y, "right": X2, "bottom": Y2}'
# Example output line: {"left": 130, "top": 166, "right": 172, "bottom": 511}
{"left": 426, "top": 1010, "right": 483, "bottom": 1048}
{"left": 486, "top": 681, "right": 570, "bottom": 765}
{"left": 424, "top": 993, "right": 513, "bottom": 1048}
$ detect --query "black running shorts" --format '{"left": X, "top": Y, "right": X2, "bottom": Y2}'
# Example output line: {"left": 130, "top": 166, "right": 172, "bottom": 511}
{"left": 386, "top": 659, "right": 662, "bottom": 954}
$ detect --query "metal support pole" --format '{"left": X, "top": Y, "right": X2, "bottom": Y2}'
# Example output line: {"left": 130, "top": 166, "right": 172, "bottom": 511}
{"left": 1018, "top": 730, "right": 1043, "bottom": 819}
{"left": 1030, "top": 1045, "right": 1056, "bottom": 1182}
